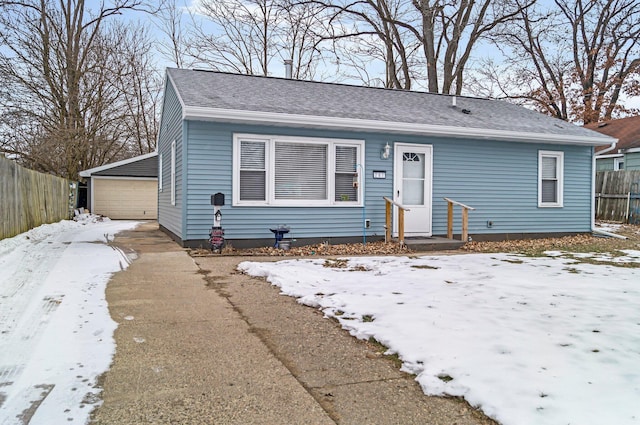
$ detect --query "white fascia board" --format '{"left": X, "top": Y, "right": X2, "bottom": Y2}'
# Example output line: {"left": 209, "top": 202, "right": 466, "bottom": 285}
{"left": 90, "top": 176, "right": 158, "bottom": 181}
{"left": 79, "top": 152, "right": 158, "bottom": 177}
{"left": 595, "top": 153, "right": 624, "bottom": 159}
{"left": 183, "top": 106, "right": 615, "bottom": 146}
{"left": 623, "top": 147, "right": 640, "bottom": 154}
{"left": 166, "top": 70, "right": 187, "bottom": 110}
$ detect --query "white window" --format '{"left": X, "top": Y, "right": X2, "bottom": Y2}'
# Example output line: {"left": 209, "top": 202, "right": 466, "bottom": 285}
{"left": 170, "top": 141, "right": 176, "bottom": 206}
{"left": 158, "top": 153, "right": 163, "bottom": 192}
{"left": 614, "top": 157, "right": 624, "bottom": 171}
{"left": 538, "top": 150, "right": 563, "bottom": 208}
{"left": 233, "top": 134, "right": 364, "bottom": 206}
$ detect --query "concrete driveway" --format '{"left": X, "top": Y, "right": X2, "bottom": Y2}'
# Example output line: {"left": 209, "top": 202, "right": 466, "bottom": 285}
{"left": 92, "top": 222, "right": 496, "bottom": 425}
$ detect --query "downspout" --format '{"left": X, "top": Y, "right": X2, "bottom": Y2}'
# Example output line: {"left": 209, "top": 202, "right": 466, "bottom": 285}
{"left": 591, "top": 138, "right": 619, "bottom": 237}
{"left": 356, "top": 163, "right": 366, "bottom": 245}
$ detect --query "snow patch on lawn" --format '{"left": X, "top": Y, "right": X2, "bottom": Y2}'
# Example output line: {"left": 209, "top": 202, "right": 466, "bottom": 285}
{"left": 239, "top": 253, "right": 640, "bottom": 425}
{"left": 594, "top": 221, "right": 623, "bottom": 234}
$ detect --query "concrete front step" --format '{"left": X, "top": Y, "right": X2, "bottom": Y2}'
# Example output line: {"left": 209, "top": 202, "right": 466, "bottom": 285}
{"left": 402, "top": 236, "right": 465, "bottom": 251}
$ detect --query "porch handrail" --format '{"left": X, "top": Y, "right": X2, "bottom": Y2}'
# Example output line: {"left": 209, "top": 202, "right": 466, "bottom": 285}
{"left": 443, "top": 197, "right": 475, "bottom": 211}
{"left": 444, "top": 197, "right": 475, "bottom": 242}
{"left": 383, "top": 197, "right": 410, "bottom": 245}
{"left": 382, "top": 196, "right": 410, "bottom": 211}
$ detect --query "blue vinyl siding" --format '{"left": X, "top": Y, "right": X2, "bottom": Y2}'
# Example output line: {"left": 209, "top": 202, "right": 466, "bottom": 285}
{"left": 157, "top": 80, "right": 184, "bottom": 238}
{"left": 596, "top": 158, "right": 614, "bottom": 171}
{"left": 181, "top": 121, "right": 594, "bottom": 243}
{"left": 184, "top": 123, "right": 388, "bottom": 241}
{"left": 429, "top": 139, "right": 592, "bottom": 235}
{"left": 625, "top": 152, "right": 640, "bottom": 170}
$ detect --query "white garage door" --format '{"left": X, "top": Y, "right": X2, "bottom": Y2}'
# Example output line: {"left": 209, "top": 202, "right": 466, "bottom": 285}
{"left": 93, "top": 178, "right": 158, "bottom": 219}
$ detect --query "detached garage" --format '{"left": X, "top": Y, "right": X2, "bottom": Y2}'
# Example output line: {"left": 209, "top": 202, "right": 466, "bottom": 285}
{"left": 79, "top": 152, "right": 158, "bottom": 220}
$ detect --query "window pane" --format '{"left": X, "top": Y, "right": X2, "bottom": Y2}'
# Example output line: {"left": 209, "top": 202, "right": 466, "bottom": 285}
{"left": 541, "top": 180, "right": 557, "bottom": 203}
{"left": 239, "top": 140, "right": 266, "bottom": 201}
{"left": 541, "top": 156, "right": 557, "bottom": 179}
{"left": 335, "top": 145, "right": 358, "bottom": 202}
{"left": 336, "top": 146, "right": 357, "bottom": 172}
{"left": 403, "top": 179, "right": 424, "bottom": 205}
{"left": 403, "top": 153, "right": 425, "bottom": 178}
{"left": 274, "top": 142, "right": 327, "bottom": 200}
{"left": 241, "top": 141, "right": 265, "bottom": 169}
{"left": 240, "top": 170, "right": 266, "bottom": 200}
{"left": 402, "top": 152, "right": 425, "bottom": 205}
{"left": 335, "top": 174, "right": 357, "bottom": 201}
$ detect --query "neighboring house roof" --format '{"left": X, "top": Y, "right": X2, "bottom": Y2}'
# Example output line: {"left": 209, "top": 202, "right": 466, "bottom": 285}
{"left": 166, "top": 68, "right": 614, "bottom": 146}
{"left": 585, "top": 115, "right": 640, "bottom": 154}
{"left": 79, "top": 152, "right": 158, "bottom": 178}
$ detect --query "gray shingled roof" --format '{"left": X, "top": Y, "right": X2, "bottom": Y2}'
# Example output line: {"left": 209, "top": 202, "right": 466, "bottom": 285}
{"left": 93, "top": 155, "right": 157, "bottom": 177}
{"left": 79, "top": 152, "right": 157, "bottom": 178}
{"left": 166, "top": 68, "right": 612, "bottom": 143}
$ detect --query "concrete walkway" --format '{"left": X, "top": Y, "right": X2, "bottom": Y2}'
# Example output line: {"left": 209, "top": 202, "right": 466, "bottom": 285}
{"left": 92, "top": 222, "right": 496, "bottom": 425}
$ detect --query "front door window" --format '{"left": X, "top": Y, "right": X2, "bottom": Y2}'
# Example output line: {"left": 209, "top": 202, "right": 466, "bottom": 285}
{"left": 402, "top": 152, "right": 425, "bottom": 205}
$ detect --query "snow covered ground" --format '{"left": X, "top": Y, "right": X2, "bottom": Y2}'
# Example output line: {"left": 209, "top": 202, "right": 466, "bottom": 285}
{"left": 0, "top": 216, "right": 139, "bottom": 425}
{"left": 240, "top": 250, "right": 640, "bottom": 425}
{"left": 2, "top": 216, "right": 638, "bottom": 425}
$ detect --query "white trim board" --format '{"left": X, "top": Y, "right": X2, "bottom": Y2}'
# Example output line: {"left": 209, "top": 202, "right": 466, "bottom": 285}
{"left": 183, "top": 106, "right": 614, "bottom": 147}
{"left": 595, "top": 153, "right": 624, "bottom": 159}
{"left": 232, "top": 133, "right": 365, "bottom": 207}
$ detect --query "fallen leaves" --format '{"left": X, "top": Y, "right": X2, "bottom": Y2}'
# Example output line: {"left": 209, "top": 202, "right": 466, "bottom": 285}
{"left": 189, "top": 223, "right": 640, "bottom": 257}
{"left": 462, "top": 224, "right": 640, "bottom": 255}
{"left": 190, "top": 240, "right": 411, "bottom": 257}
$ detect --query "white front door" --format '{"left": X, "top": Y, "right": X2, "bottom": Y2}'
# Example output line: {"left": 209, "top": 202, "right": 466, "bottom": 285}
{"left": 393, "top": 143, "right": 432, "bottom": 237}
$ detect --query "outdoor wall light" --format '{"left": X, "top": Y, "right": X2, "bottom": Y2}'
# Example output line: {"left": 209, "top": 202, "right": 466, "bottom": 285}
{"left": 381, "top": 142, "right": 391, "bottom": 159}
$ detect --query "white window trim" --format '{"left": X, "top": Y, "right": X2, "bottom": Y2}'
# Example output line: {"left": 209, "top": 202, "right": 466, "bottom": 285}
{"left": 170, "top": 141, "right": 176, "bottom": 206}
{"left": 232, "top": 134, "right": 365, "bottom": 207}
{"left": 538, "top": 150, "right": 564, "bottom": 208}
{"left": 614, "top": 157, "right": 624, "bottom": 171}
{"left": 158, "top": 153, "right": 163, "bottom": 192}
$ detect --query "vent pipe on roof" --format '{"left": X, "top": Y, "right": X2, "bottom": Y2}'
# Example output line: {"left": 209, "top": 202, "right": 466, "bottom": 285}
{"left": 284, "top": 59, "right": 293, "bottom": 79}
{"left": 452, "top": 95, "right": 457, "bottom": 107}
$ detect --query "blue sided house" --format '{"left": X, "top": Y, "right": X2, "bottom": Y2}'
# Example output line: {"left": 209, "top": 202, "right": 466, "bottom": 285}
{"left": 586, "top": 115, "right": 640, "bottom": 171}
{"left": 157, "top": 68, "right": 616, "bottom": 248}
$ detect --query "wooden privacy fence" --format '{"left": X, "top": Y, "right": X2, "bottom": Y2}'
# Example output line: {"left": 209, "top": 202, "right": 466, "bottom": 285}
{"left": 0, "top": 155, "right": 73, "bottom": 240}
{"left": 595, "top": 170, "right": 640, "bottom": 224}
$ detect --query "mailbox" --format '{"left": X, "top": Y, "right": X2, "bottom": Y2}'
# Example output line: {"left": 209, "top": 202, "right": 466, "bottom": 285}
{"left": 211, "top": 192, "right": 225, "bottom": 206}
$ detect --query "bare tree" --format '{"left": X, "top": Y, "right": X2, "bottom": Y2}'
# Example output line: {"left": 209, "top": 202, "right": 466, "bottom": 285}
{"left": 309, "top": 0, "right": 419, "bottom": 89}
{"left": 417, "top": 0, "right": 534, "bottom": 94}
{"left": 486, "top": 0, "right": 640, "bottom": 123}
{"left": 182, "top": 0, "right": 326, "bottom": 78}
{"left": 0, "top": 0, "right": 159, "bottom": 178}
{"left": 154, "top": 0, "right": 190, "bottom": 68}
{"left": 314, "top": 0, "right": 533, "bottom": 93}
{"left": 276, "top": 0, "right": 327, "bottom": 79}
{"left": 186, "top": 0, "right": 280, "bottom": 75}
{"left": 102, "top": 23, "right": 161, "bottom": 158}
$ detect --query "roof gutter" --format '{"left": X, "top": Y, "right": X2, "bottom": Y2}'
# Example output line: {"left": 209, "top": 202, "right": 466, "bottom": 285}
{"left": 591, "top": 138, "right": 618, "bottom": 235}
{"left": 183, "top": 106, "right": 613, "bottom": 146}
